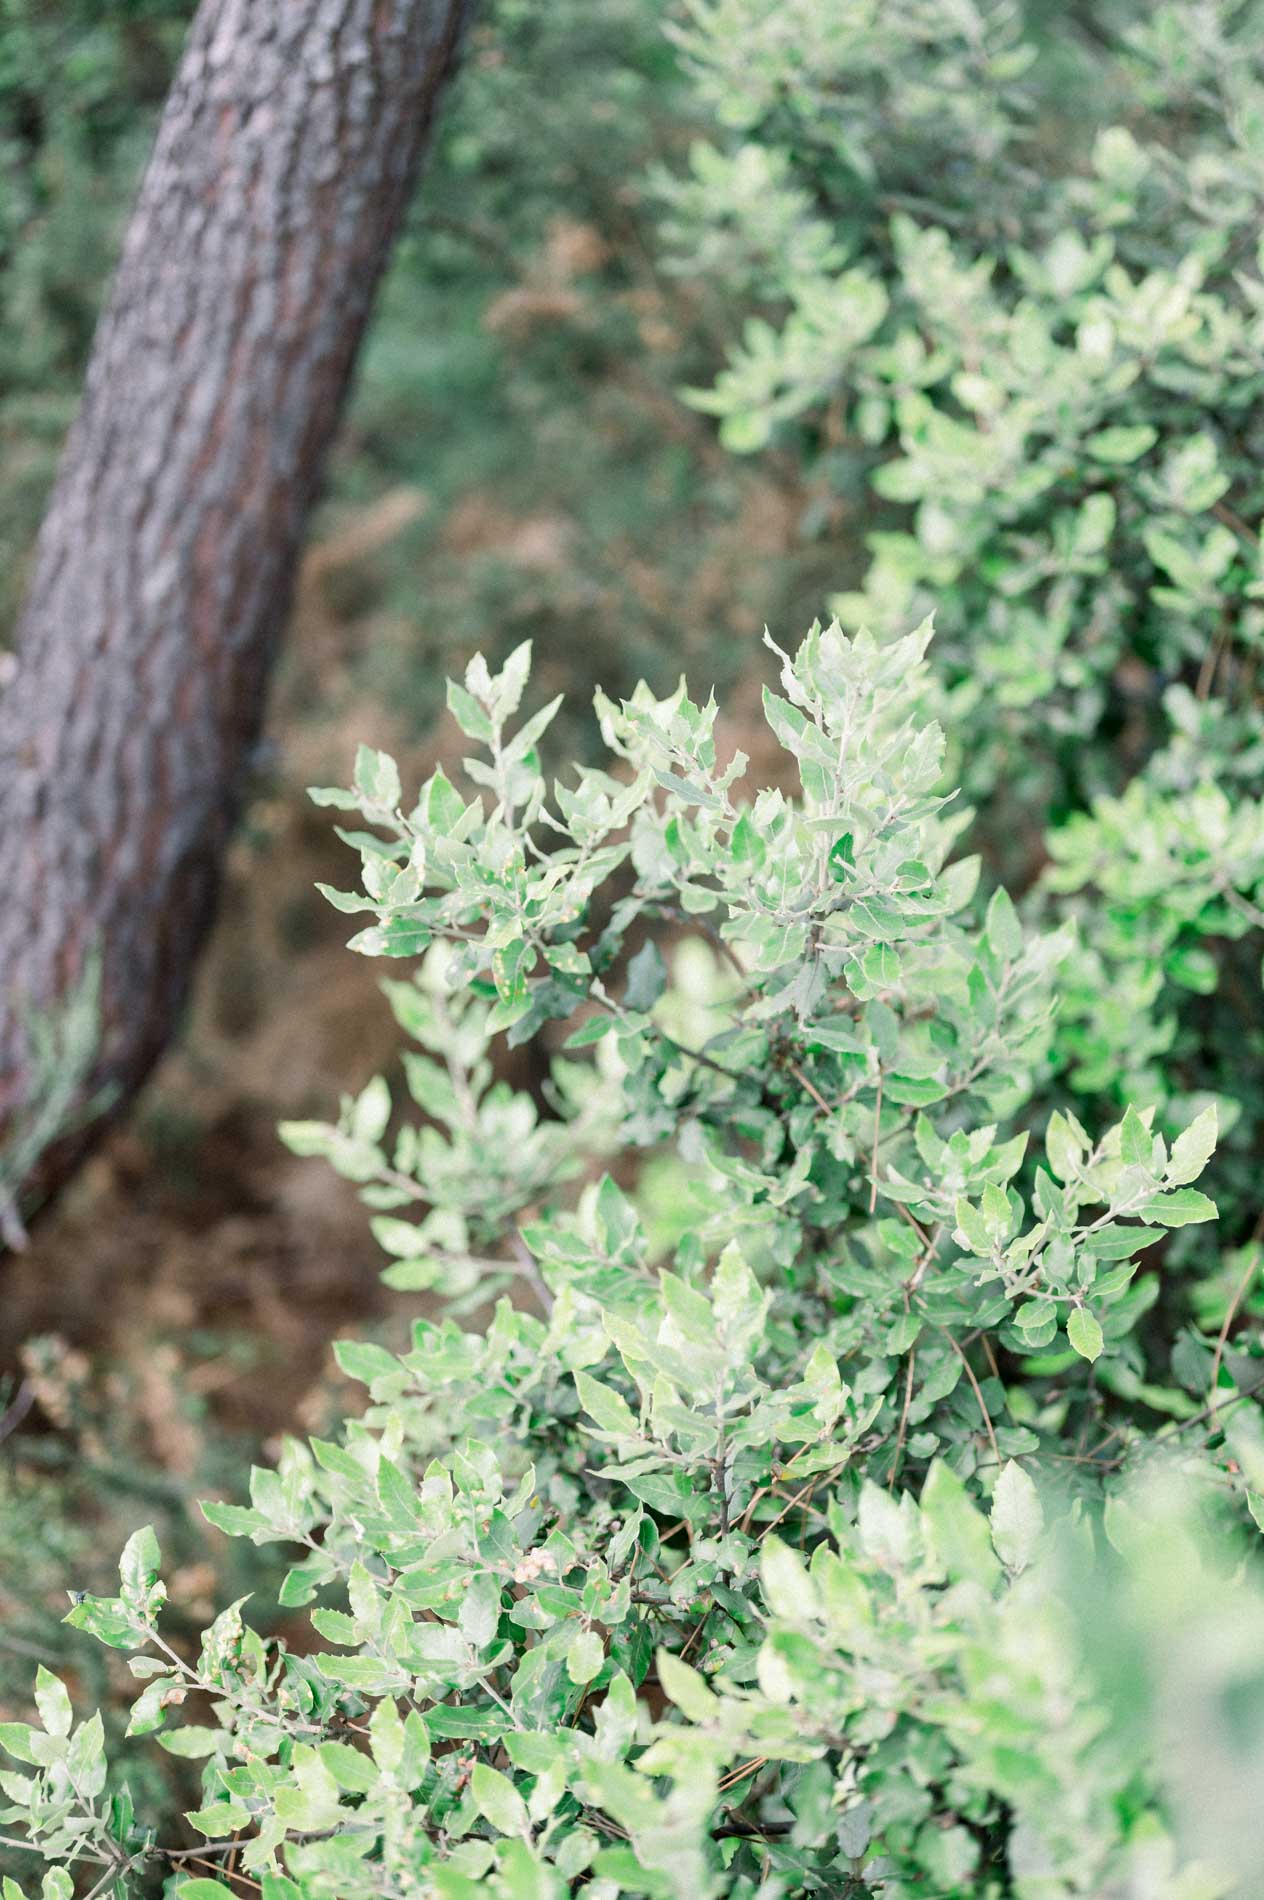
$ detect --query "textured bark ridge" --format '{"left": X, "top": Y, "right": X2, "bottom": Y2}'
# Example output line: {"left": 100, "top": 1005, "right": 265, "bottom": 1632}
{"left": 0, "top": 0, "right": 470, "bottom": 1232}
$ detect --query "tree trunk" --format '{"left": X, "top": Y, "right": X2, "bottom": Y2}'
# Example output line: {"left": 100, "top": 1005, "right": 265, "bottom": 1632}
{"left": 0, "top": 0, "right": 470, "bottom": 1239}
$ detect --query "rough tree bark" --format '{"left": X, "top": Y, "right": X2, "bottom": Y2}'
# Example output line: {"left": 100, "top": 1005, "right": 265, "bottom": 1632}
{"left": 0, "top": 0, "right": 470, "bottom": 1237}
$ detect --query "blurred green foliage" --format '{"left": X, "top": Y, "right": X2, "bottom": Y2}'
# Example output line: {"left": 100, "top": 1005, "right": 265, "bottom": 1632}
{"left": 334, "top": 0, "right": 830, "bottom": 749}
{"left": 657, "top": 0, "right": 1264, "bottom": 1292}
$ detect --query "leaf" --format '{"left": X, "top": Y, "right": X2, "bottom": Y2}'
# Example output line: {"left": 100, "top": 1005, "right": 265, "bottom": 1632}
{"left": 829, "top": 832, "right": 855, "bottom": 880}
{"left": 472, "top": 1762, "right": 529, "bottom": 1837}
{"left": 1119, "top": 1105, "right": 1151, "bottom": 1168}
{"left": 1067, "top": 1308, "right": 1104, "bottom": 1363}
{"left": 990, "top": 1462, "right": 1044, "bottom": 1573}
{"left": 459, "top": 1575, "right": 502, "bottom": 1649}
{"left": 1166, "top": 1104, "right": 1218, "bottom": 1186}
{"left": 954, "top": 1197, "right": 994, "bottom": 1258}
{"left": 985, "top": 887, "right": 1022, "bottom": 961}
{"left": 1086, "top": 423, "right": 1157, "bottom": 463}
{"left": 119, "top": 1525, "right": 161, "bottom": 1605}
{"left": 157, "top": 1726, "right": 226, "bottom": 1759}
{"left": 63, "top": 1594, "right": 142, "bottom": 1650}
{"left": 186, "top": 1799, "right": 251, "bottom": 1837}
{"left": 625, "top": 940, "right": 667, "bottom": 1012}
{"left": 1139, "top": 1189, "right": 1218, "bottom": 1228}
{"left": 0, "top": 1723, "right": 42, "bottom": 1764}
{"left": 657, "top": 1649, "right": 719, "bottom": 1721}
{"left": 353, "top": 743, "right": 401, "bottom": 809}
{"left": 333, "top": 1339, "right": 403, "bottom": 1388}
{"left": 200, "top": 1500, "right": 267, "bottom": 1538}
{"left": 1044, "top": 1110, "right": 1083, "bottom": 1185}
{"left": 921, "top": 1462, "right": 1000, "bottom": 1589}
{"left": 447, "top": 678, "right": 494, "bottom": 743}
{"left": 761, "top": 1537, "right": 819, "bottom": 1619}
{"left": 567, "top": 1629, "right": 605, "bottom": 1685}
{"left": 33, "top": 1667, "right": 72, "bottom": 1739}
{"left": 574, "top": 1371, "right": 638, "bottom": 1438}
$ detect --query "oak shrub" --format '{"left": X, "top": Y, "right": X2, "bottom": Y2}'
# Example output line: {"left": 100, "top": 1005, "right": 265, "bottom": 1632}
{"left": 4, "top": 632, "right": 1263, "bottom": 1899}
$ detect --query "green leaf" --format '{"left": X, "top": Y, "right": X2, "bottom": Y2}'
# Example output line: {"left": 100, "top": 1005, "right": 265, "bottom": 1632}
{"left": 985, "top": 887, "right": 1022, "bottom": 961}
{"left": 567, "top": 1629, "right": 605, "bottom": 1685}
{"left": 333, "top": 1339, "right": 403, "bottom": 1388}
{"left": 33, "top": 1667, "right": 72, "bottom": 1739}
{"left": 157, "top": 1726, "right": 226, "bottom": 1759}
{"left": 200, "top": 1500, "right": 267, "bottom": 1538}
{"left": 186, "top": 1799, "right": 252, "bottom": 1837}
{"left": 1119, "top": 1105, "right": 1151, "bottom": 1168}
{"left": 657, "top": 1649, "right": 719, "bottom": 1722}
{"left": 829, "top": 832, "right": 855, "bottom": 880}
{"left": 921, "top": 1462, "right": 1000, "bottom": 1588}
{"left": 447, "top": 679, "right": 494, "bottom": 743}
{"left": 119, "top": 1525, "right": 161, "bottom": 1604}
{"left": 990, "top": 1462, "right": 1044, "bottom": 1573}
{"left": 1067, "top": 1308, "right": 1104, "bottom": 1362}
{"left": 1086, "top": 423, "right": 1157, "bottom": 463}
{"left": 1166, "top": 1104, "right": 1218, "bottom": 1186}
{"left": 1139, "top": 1189, "right": 1218, "bottom": 1228}
{"left": 954, "top": 1197, "right": 994, "bottom": 1258}
{"left": 353, "top": 743, "right": 402, "bottom": 809}
{"left": 1045, "top": 1110, "right": 1083, "bottom": 1185}
{"left": 625, "top": 940, "right": 667, "bottom": 1012}
{"left": 762, "top": 1536, "right": 819, "bottom": 1618}
{"left": 64, "top": 1594, "right": 143, "bottom": 1650}
{"left": 472, "top": 1762, "right": 529, "bottom": 1837}
{"left": 574, "top": 1371, "right": 639, "bottom": 1438}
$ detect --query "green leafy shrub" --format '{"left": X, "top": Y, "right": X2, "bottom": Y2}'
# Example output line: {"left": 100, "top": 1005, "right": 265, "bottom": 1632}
{"left": 655, "top": 0, "right": 1264, "bottom": 1255}
{"left": 5, "top": 631, "right": 1262, "bottom": 1898}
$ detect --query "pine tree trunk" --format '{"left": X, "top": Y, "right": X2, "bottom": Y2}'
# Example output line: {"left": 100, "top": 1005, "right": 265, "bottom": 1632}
{"left": 0, "top": 0, "right": 470, "bottom": 1240}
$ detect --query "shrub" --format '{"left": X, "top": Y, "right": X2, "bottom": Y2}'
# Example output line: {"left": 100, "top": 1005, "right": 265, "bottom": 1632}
{"left": 5, "top": 630, "right": 1261, "bottom": 1898}
{"left": 654, "top": 0, "right": 1264, "bottom": 1262}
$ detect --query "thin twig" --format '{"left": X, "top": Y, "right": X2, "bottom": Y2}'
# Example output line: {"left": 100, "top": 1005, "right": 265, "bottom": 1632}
{"left": 938, "top": 1328, "right": 1000, "bottom": 1471}
{"left": 788, "top": 1062, "right": 831, "bottom": 1115}
{"left": 0, "top": 1380, "right": 35, "bottom": 1447}
{"left": 757, "top": 1463, "right": 847, "bottom": 1542}
{"left": 1209, "top": 1252, "right": 1259, "bottom": 1431}
{"left": 889, "top": 1349, "right": 917, "bottom": 1489}
{"left": 175, "top": 1854, "right": 263, "bottom": 1893}
{"left": 869, "top": 1071, "right": 884, "bottom": 1214}
{"left": 717, "top": 1755, "right": 768, "bottom": 1794}
{"left": 1212, "top": 498, "right": 1259, "bottom": 547}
